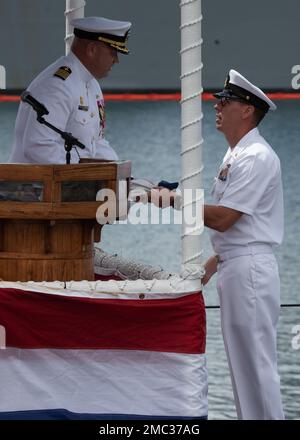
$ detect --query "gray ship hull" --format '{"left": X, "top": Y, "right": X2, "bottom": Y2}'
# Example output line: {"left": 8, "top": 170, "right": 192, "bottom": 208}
{"left": 0, "top": 0, "right": 298, "bottom": 91}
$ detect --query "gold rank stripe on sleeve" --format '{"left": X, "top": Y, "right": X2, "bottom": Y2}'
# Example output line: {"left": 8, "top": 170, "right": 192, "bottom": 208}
{"left": 54, "top": 66, "right": 72, "bottom": 81}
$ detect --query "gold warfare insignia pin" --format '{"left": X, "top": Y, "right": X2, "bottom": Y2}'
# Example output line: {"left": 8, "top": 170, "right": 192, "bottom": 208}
{"left": 78, "top": 96, "right": 89, "bottom": 111}
{"left": 54, "top": 66, "right": 72, "bottom": 80}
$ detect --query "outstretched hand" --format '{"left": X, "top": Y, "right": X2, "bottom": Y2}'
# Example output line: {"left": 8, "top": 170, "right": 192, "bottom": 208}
{"left": 148, "top": 187, "right": 175, "bottom": 208}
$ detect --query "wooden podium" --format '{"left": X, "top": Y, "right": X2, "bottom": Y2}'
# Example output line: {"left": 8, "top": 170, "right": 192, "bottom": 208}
{"left": 0, "top": 161, "right": 131, "bottom": 282}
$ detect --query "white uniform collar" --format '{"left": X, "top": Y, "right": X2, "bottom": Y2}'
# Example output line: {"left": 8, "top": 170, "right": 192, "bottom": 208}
{"left": 67, "top": 50, "right": 94, "bottom": 84}
{"left": 230, "top": 127, "right": 260, "bottom": 159}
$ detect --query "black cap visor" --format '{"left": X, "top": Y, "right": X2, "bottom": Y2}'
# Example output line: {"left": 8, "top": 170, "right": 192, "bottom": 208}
{"left": 214, "top": 83, "right": 270, "bottom": 113}
{"left": 213, "top": 90, "right": 243, "bottom": 100}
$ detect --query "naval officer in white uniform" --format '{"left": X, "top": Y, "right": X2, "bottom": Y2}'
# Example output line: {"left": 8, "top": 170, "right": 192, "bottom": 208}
{"left": 9, "top": 17, "right": 131, "bottom": 164}
{"left": 202, "top": 70, "right": 284, "bottom": 419}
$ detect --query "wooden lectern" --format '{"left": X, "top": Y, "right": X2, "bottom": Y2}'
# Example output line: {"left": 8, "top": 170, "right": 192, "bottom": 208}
{"left": 0, "top": 161, "right": 131, "bottom": 282}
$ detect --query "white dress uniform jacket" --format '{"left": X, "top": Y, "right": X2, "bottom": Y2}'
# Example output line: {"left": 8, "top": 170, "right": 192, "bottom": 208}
{"left": 211, "top": 127, "right": 283, "bottom": 254}
{"left": 211, "top": 127, "right": 285, "bottom": 420}
{"left": 9, "top": 51, "right": 119, "bottom": 164}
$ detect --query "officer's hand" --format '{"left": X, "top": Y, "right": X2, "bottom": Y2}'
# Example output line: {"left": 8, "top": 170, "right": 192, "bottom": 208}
{"left": 148, "top": 187, "right": 175, "bottom": 208}
{"left": 201, "top": 255, "right": 218, "bottom": 286}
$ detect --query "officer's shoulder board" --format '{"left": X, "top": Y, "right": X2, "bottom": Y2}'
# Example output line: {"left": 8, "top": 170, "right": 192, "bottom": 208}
{"left": 53, "top": 66, "right": 72, "bottom": 81}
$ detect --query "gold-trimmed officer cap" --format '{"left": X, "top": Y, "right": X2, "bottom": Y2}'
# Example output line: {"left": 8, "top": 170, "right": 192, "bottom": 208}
{"left": 214, "top": 69, "right": 276, "bottom": 113}
{"left": 71, "top": 16, "right": 131, "bottom": 54}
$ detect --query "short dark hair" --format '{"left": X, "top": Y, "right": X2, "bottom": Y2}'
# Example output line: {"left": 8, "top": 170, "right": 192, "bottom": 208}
{"left": 253, "top": 107, "right": 266, "bottom": 126}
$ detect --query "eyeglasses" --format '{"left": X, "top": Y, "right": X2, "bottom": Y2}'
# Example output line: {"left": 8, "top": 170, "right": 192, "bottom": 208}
{"left": 217, "top": 97, "right": 245, "bottom": 107}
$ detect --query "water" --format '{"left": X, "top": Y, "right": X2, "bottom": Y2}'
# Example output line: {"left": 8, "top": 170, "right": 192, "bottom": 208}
{"left": 0, "top": 99, "right": 299, "bottom": 419}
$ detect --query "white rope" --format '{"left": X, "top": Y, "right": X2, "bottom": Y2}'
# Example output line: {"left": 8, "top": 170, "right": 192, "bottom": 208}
{"left": 181, "top": 165, "right": 204, "bottom": 182}
{"left": 180, "top": 141, "right": 203, "bottom": 155}
{"left": 180, "top": 261, "right": 205, "bottom": 279}
{"left": 181, "top": 193, "right": 203, "bottom": 208}
{"left": 65, "top": 4, "right": 86, "bottom": 14}
{"left": 180, "top": 17, "right": 202, "bottom": 29}
{"left": 181, "top": 115, "right": 203, "bottom": 129}
{"left": 180, "top": 0, "right": 199, "bottom": 6}
{"left": 180, "top": 39, "right": 203, "bottom": 54}
{"left": 94, "top": 248, "right": 174, "bottom": 281}
{"left": 181, "top": 89, "right": 203, "bottom": 104}
{"left": 180, "top": 65, "right": 202, "bottom": 80}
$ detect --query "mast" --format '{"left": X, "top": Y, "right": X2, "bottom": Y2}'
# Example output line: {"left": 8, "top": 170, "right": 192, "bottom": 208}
{"left": 65, "top": 0, "right": 86, "bottom": 55}
{"left": 180, "top": 0, "right": 204, "bottom": 275}
{"left": 0, "top": 65, "right": 5, "bottom": 90}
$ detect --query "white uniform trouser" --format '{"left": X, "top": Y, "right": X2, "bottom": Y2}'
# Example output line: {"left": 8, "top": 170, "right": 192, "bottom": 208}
{"left": 216, "top": 246, "right": 284, "bottom": 420}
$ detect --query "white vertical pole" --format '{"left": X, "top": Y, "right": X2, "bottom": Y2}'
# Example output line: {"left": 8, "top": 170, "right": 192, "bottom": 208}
{"left": 0, "top": 65, "right": 6, "bottom": 90}
{"left": 180, "top": 0, "right": 204, "bottom": 275}
{"left": 65, "top": 0, "right": 86, "bottom": 55}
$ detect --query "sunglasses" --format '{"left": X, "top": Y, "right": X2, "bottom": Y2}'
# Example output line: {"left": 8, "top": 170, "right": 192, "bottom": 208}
{"left": 217, "top": 97, "right": 245, "bottom": 107}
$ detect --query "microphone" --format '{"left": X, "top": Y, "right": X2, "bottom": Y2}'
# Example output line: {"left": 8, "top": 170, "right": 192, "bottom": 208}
{"left": 21, "top": 91, "right": 49, "bottom": 116}
{"left": 21, "top": 90, "right": 85, "bottom": 155}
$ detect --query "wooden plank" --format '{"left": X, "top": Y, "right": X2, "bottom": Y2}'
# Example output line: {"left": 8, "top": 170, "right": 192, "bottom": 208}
{"left": 0, "top": 251, "right": 92, "bottom": 259}
{"left": 52, "top": 202, "right": 105, "bottom": 219}
{"left": 43, "top": 180, "right": 53, "bottom": 202}
{"left": 0, "top": 258, "right": 94, "bottom": 282}
{"left": 93, "top": 223, "right": 102, "bottom": 243}
{"left": 54, "top": 163, "right": 119, "bottom": 181}
{"left": 0, "top": 220, "right": 4, "bottom": 252}
{"left": 76, "top": 160, "right": 132, "bottom": 179}
{"left": 53, "top": 181, "right": 61, "bottom": 204}
{"left": 0, "top": 164, "right": 53, "bottom": 181}
{"left": 0, "top": 203, "right": 53, "bottom": 219}
{"left": 2, "top": 220, "right": 46, "bottom": 253}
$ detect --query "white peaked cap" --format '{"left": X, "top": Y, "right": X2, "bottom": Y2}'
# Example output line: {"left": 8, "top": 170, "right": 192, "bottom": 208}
{"left": 214, "top": 69, "right": 276, "bottom": 112}
{"left": 72, "top": 17, "right": 132, "bottom": 54}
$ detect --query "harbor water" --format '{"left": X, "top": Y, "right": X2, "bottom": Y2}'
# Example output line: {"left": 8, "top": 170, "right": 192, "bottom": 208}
{"left": 0, "top": 99, "right": 299, "bottom": 419}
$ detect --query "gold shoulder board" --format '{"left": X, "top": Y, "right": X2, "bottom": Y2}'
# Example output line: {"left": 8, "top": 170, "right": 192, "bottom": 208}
{"left": 54, "top": 66, "right": 72, "bottom": 81}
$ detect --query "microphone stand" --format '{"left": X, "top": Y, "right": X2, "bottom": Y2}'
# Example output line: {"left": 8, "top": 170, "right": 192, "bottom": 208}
{"left": 36, "top": 113, "right": 85, "bottom": 165}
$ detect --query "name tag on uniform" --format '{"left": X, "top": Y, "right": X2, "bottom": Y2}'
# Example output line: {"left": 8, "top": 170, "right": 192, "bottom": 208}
{"left": 218, "top": 164, "right": 231, "bottom": 181}
{"left": 78, "top": 105, "right": 89, "bottom": 111}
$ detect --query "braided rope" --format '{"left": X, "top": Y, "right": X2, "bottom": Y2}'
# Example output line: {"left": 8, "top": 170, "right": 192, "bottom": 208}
{"left": 181, "top": 140, "right": 203, "bottom": 155}
{"left": 181, "top": 91, "right": 203, "bottom": 105}
{"left": 180, "top": 0, "right": 199, "bottom": 6}
{"left": 181, "top": 66, "right": 203, "bottom": 80}
{"left": 181, "top": 165, "right": 204, "bottom": 182}
{"left": 180, "top": 39, "right": 203, "bottom": 54}
{"left": 65, "top": 0, "right": 86, "bottom": 49}
{"left": 181, "top": 114, "right": 203, "bottom": 130}
{"left": 64, "top": 2, "right": 86, "bottom": 15}
{"left": 180, "top": 17, "right": 202, "bottom": 29}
